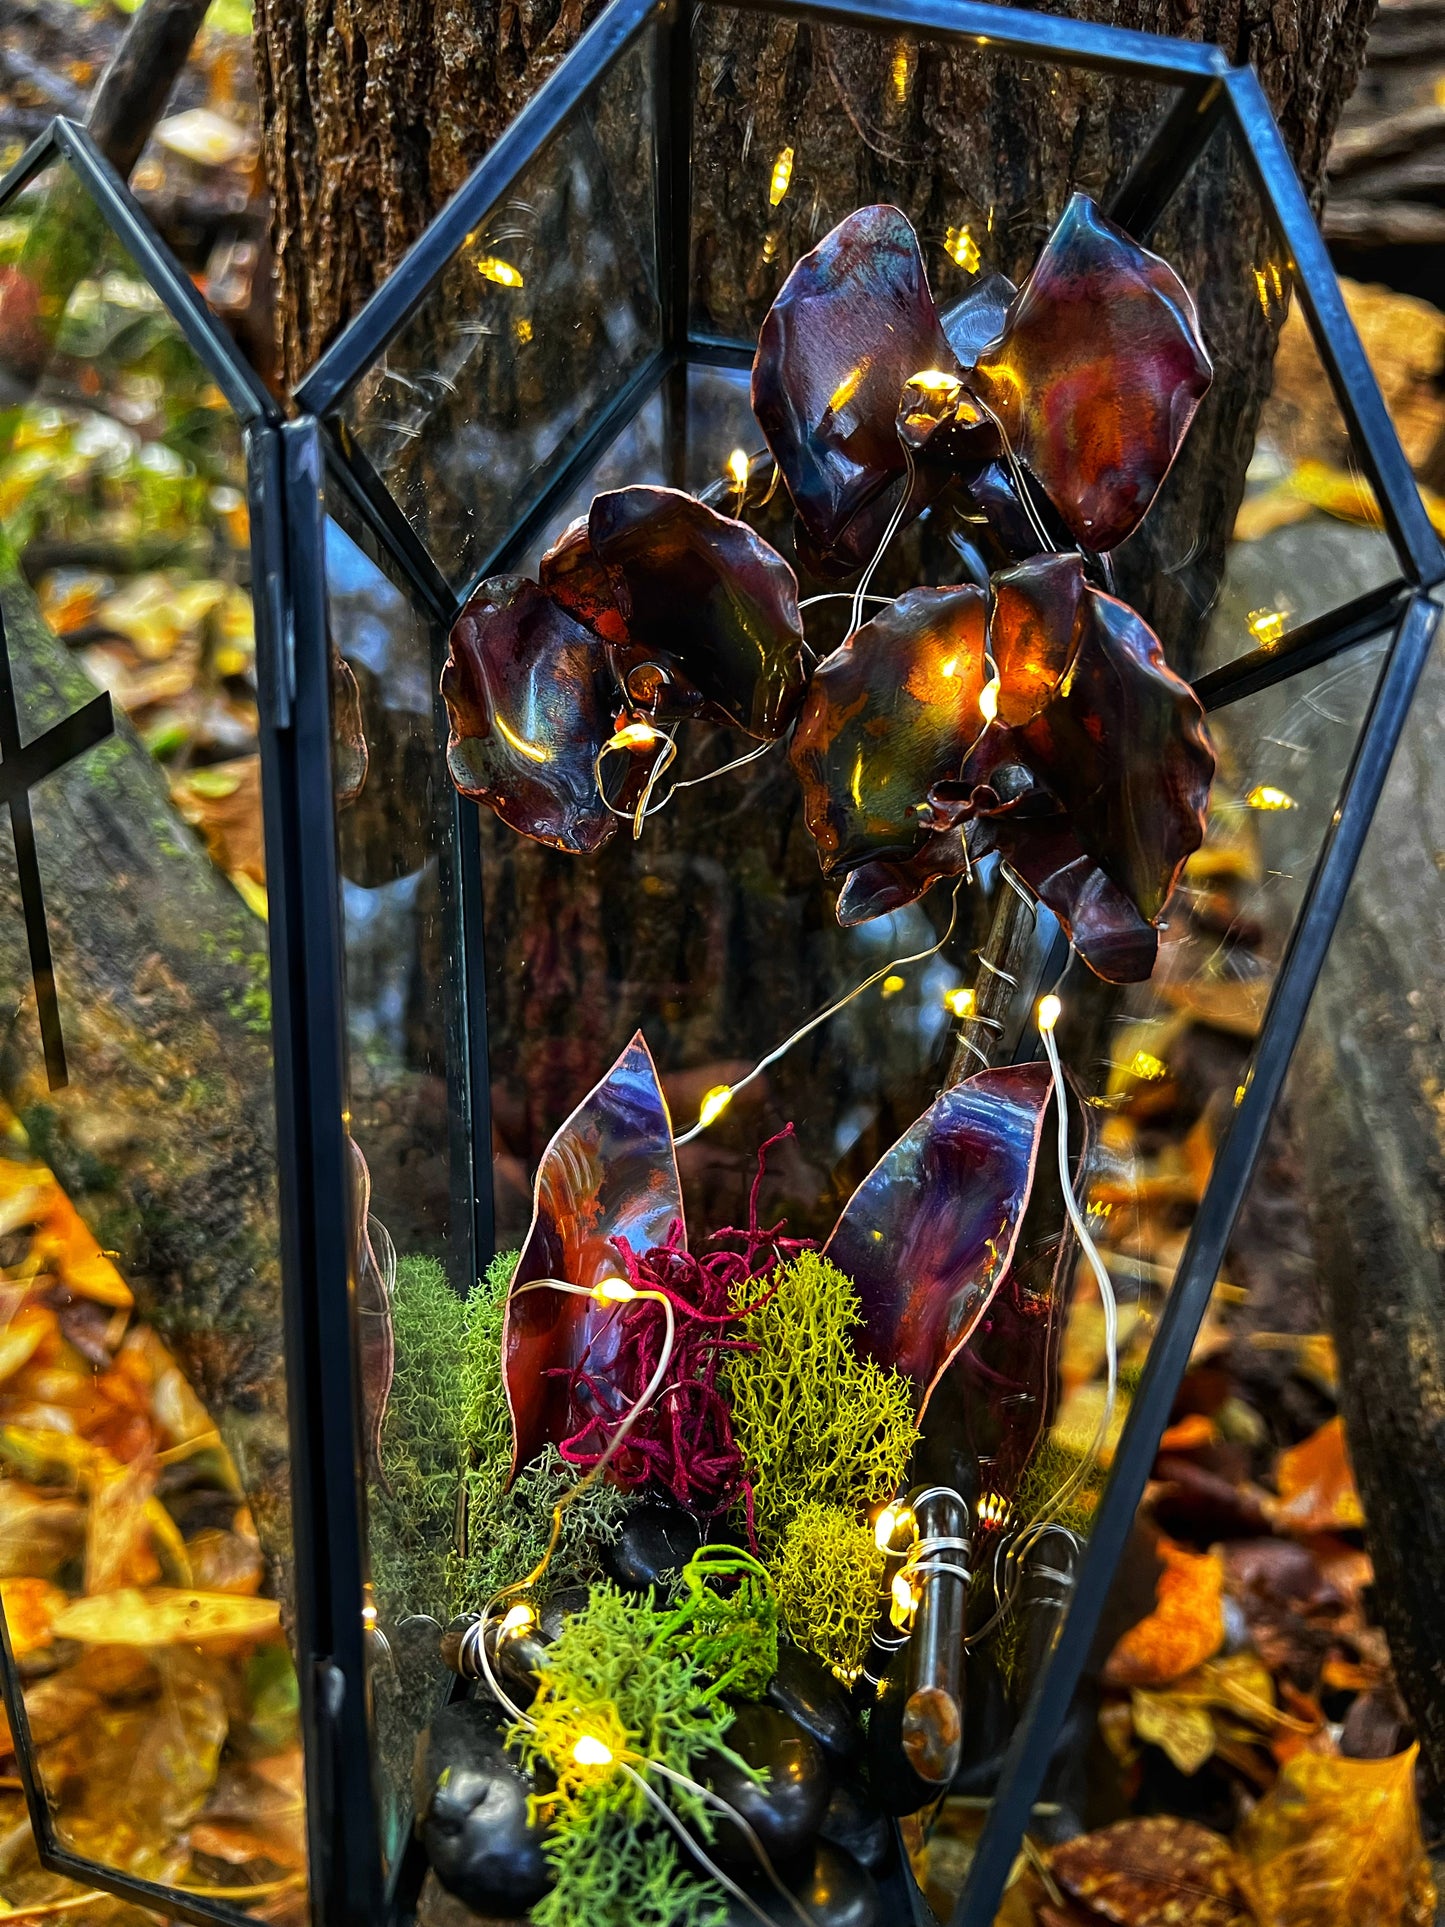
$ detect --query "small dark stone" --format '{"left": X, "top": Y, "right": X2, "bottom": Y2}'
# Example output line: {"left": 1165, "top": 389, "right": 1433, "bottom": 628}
{"left": 414, "top": 1701, "right": 552, "bottom": 1918}
{"left": 767, "top": 1640, "right": 861, "bottom": 1773}
{"left": 702, "top": 1702, "right": 831, "bottom": 1880}
{"left": 818, "top": 1779, "right": 889, "bottom": 1873}
{"left": 538, "top": 1586, "right": 589, "bottom": 1643}
{"left": 602, "top": 1498, "right": 704, "bottom": 1591}
{"left": 720, "top": 1841, "right": 880, "bottom": 1927}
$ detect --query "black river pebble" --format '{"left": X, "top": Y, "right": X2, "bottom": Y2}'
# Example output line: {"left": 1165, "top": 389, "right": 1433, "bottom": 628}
{"left": 818, "top": 1779, "right": 889, "bottom": 1873}
{"left": 602, "top": 1498, "right": 705, "bottom": 1590}
{"left": 719, "top": 1841, "right": 880, "bottom": 1927}
{"left": 701, "top": 1702, "right": 831, "bottom": 1879}
{"left": 767, "top": 1640, "right": 862, "bottom": 1773}
{"left": 414, "top": 1701, "right": 552, "bottom": 1918}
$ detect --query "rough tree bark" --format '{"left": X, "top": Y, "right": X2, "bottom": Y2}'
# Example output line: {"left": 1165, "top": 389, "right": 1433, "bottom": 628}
{"left": 1290, "top": 632, "right": 1445, "bottom": 1817}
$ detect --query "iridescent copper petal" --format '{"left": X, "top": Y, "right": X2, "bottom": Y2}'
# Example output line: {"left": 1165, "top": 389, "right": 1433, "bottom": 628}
{"left": 441, "top": 575, "right": 618, "bottom": 855}
{"left": 934, "top": 1089, "right": 1091, "bottom": 1524}
{"left": 970, "top": 811, "right": 1160, "bottom": 983}
{"left": 825, "top": 1063, "right": 1052, "bottom": 1415}
{"left": 896, "top": 373, "right": 1000, "bottom": 469}
{"left": 970, "top": 194, "right": 1211, "bottom": 551}
{"left": 834, "top": 830, "right": 968, "bottom": 928}
{"left": 941, "top": 271, "right": 1016, "bottom": 369}
{"left": 990, "top": 550, "right": 1087, "bottom": 727}
{"left": 539, "top": 515, "right": 629, "bottom": 647}
{"left": 998, "top": 557, "right": 1214, "bottom": 922}
{"left": 789, "top": 585, "right": 988, "bottom": 875}
{"left": 587, "top": 485, "right": 806, "bottom": 740}
{"left": 504, "top": 1032, "right": 685, "bottom": 1476}
{"left": 752, "top": 205, "right": 959, "bottom": 561}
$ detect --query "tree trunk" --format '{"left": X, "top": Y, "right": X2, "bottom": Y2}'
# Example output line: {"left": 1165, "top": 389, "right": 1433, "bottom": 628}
{"left": 0, "top": 577, "right": 294, "bottom": 1609}
{"left": 1289, "top": 632, "right": 1445, "bottom": 1820}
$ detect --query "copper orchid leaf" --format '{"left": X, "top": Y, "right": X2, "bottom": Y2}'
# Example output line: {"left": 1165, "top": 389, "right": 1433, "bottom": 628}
{"left": 539, "top": 515, "right": 630, "bottom": 647}
{"left": 971, "top": 194, "right": 1211, "bottom": 551}
{"left": 587, "top": 485, "right": 807, "bottom": 740}
{"left": 441, "top": 575, "right": 618, "bottom": 854}
{"left": 790, "top": 585, "right": 988, "bottom": 875}
{"left": 504, "top": 1031, "right": 685, "bottom": 1475}
{"left": 349, "top": 1138, "right": 394, "bottom": 1487}
{"left": 825, "top": 1062, "right": 1051, "bottom": 1414}
{"left": 752, "top": 205, "right": 959, "bottom": 562}
{"left": 995, "top": 557, "right": 1215, "bottom": 923}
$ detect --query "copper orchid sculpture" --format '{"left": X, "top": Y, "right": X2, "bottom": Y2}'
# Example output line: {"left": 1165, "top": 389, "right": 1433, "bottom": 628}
{"left": 441, "top": 191, "right": 1216, "bottom": 983}
{"left": 433, "top": 196, "right": 1221, "bottom": 1837}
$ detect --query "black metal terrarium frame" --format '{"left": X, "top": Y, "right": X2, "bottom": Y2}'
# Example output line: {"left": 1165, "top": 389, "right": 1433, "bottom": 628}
{"left": 0, "top": 3, "right": 1439, "bottom": 1926}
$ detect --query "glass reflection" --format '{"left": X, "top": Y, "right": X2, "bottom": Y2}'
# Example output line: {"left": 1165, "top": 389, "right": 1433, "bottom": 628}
{"left": 0, "top": 159, "right": 305, "bottom": 1917}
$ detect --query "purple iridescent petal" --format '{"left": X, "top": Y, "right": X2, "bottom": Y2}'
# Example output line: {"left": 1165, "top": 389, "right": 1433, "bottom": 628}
{"left": 970, "top": 194, "right": 1211, "bottom": 552}
{"left": 991, "top": 554, "right": 1214, "bottom": 924}
{"left": 834, "top": 831, "right": 968, "bottom": 927}
{"left": 825, "top": 1062, "right": 1052, "bottom": 1416}
{"left": 441, "top": 575, "right": 618, "bottom": 854}
{"left": 972, "top": 811, "right": 1161, "bottom": 983}
{"left": 588, "top": 485, "right": 806, "bottom": 740}
{"left": 941, "top": 271, "right": 1017, "bottom": 369}
{"left": 504, "top": 1032, "right": 684, "bottom": 1475}
{"left": 790, "top": 585, "right": 988, "bottom": 875}
{"left": 752, "top": 205, "right": 959, "bottom": 565}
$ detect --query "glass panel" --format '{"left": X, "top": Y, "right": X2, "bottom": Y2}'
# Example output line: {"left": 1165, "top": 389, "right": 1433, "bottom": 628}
{"left": 323, "top": 489, "right": 473, "bottom": 1866}
{"left": 335, "top": 25, "right": 662, "bottom": 595}
{"left": 1114, "top": 117, "right": 1402, "bottom": 680}
{"left": 966, "top": 618, "right": 1440, "bottom": 1927}
{"left": 0, "top": 159, "right": 306, "bottom": 1917}
{"left": 904, "top": 634, "right": 1390, "bottom": 1916}
{"left": 689, "top": 10, "right": 1184, "bottom": 348}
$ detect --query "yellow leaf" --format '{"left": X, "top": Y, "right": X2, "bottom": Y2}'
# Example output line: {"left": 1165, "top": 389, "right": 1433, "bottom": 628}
{"left": 154, "top": 109, "right": 249, "bottom": 168}
{"left": 0, "top": 1575, "right": 65, "bottom": 1657}
{"left": 1131, "top": 1685, "right": 1218, "bottom": 1774}
{"left": 51, "top": 1586, "right": 281, "bottom": 1646}
{"left": 1236, "top": 1745, "right": 1435, "bottom": 1927}
{"left": 1104, "top": 1540, "right": 1225, "bottom": 1688}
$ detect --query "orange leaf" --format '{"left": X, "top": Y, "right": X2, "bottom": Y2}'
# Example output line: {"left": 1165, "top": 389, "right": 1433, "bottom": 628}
{"left": 1104, "top": 1541, "right": 1225, "bottom": 1688}
{"left": 0, "top": 1576, "right": 64, "bottom": 1657}
{"left": 1158, "top": 1413, "right": 1217, "bottom": 1454}
{"left": 1235, "top": 1744, "right": 1436, "bottom": 1927}
{"left": 1269, "top": 1416, "right": 1364, "bottom": 1535}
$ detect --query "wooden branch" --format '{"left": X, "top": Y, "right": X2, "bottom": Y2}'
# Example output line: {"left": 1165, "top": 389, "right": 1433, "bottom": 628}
{"left": 85, "top": 0, "right": 213, "bottom": 179}
{"left": 1329, "top": 104, "right": 1445, "bottom": 178}
{"left": 1323, "top": 197, "right": 1445, "bottom": 242}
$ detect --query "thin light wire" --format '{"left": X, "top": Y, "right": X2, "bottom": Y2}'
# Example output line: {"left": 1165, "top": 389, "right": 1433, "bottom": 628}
{"left": 849, "top": 443, "right": 917, "bottom": 638}
{"left": 675, "top": 880, "right": 965, "bottom": 1145}
{"left": 647, "top": 1760, "right": 818, "bottom": 1927}
{"left": 489, "top": 1279, "right": 677, "bottom": 1602}
{"left": 594, "top": 732, "right": 780, "bottom": 836}
{"left": 969, "top": 392, "right": 1059, "bottom": 556}
{"left": 968, "top": 1004, "right": 1117, "bottom": 1646}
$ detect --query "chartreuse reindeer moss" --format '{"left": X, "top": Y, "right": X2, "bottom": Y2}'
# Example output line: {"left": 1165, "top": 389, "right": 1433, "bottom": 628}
{"left": 371, "top": 1255, "right": 468, "bottom": 1621}
{"left": 662, "top": 1546, "right": 779, "bottom": 1699}
{"left": 452, "top": 1250, "right": 625, "bottom": 1608}
{"left": 512, "top": 1583, "right": 751, "bottom": 1927}
{"left": 723, "top": 1253, "right": 916, "bottom": 1673}
{"left": 725, "top": 1251, "right": 918, "bottom": 1548}
{"left": 773, "top": 1502, "right": 885, "bottom": 1679}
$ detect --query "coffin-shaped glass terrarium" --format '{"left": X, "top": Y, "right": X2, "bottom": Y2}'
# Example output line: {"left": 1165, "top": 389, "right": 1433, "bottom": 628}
{"left": 0, "top": 3, "right": 1438, "bottom": 1927}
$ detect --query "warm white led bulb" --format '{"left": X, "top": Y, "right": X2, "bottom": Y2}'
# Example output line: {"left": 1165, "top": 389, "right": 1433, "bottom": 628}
{"left": 572, "top": 1734, "right": 614, "bottom": 1768}
{"left": 1038, "top": 994, "right": 1062, "bottom": 1032}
